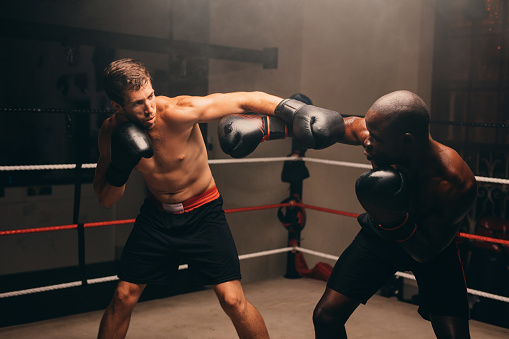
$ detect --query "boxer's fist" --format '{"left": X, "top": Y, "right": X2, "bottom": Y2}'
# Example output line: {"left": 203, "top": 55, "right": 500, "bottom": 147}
{"left": 106, "top": 122, "right": 153, "bottom": 187}
{"left": 218, "top": 114, "right": 288, "bottom": 158}
{"left": 355, "top": 167, "right": 416, "bottom": 242}
{"left": 274, "top": 99, "right": 344, "bottom": 149}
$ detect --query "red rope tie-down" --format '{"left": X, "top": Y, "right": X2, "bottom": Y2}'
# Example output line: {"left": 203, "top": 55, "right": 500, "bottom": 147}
{"left": 1, "top": 203, "right": 508, "bottom": 247}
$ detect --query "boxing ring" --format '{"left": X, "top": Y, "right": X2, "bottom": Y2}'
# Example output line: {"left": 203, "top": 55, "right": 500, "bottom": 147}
{"left": 1, "top": 155, "right": 509, "bottom": 322}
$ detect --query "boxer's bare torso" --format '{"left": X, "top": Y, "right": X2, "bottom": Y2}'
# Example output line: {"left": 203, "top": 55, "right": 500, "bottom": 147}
{"left": 342, "top": 115, "right": 476, "bottom": 260}
{"left": 94, "top": 82, "right": 281, "bottom": 206}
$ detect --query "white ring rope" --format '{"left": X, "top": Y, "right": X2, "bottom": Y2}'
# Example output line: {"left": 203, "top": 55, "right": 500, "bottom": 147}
{"left": 296, "top": 246, "right": 509, "bottom": 304}
{"left": 0, "top": 247, "right": 294, "bottom": 299}
{"left": 2, "top": 246, "right": 508, "bottom": 304}
{"left": 208, "top": 157, "right": 291, "bottom": 165}
{"left": 0, "top": 157, "right": 505, "bottom": 184}
{"left": 0, "top": 163, "right": 97, "bottom": 171}
{"left": 1, "top": 157, "right": 507, "bottom": 305}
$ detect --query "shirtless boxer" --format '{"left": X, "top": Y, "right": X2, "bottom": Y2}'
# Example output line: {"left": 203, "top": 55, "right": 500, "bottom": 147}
{"left": 93, "top": 58, "right": 344, "bottom": 339}
{"left": 312, "top": 90, "right": 477, "bottom": 338}
{"left": 221, "top": 90, "right": 477, "bottom": 338}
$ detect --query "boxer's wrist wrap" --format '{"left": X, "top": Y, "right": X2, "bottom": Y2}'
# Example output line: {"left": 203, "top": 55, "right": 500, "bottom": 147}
{"left": 378, "top": 213, "right": 418, "bottom": 242}
{"left": 274, "top": 99, "right": 307, "bottom": 124}
{"left": 263, "top": 115, "right": 288, "bottom": 141}
{"left": 358, "top": 213, "right": 417, "bottom": 243}
{"left": 105, "top": 164, "right": 131, "bottom": 187}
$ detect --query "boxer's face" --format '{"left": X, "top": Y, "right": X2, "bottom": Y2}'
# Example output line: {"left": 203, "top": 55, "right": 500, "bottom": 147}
{"left": 363, "top": 110, "right": 404, "bottom": 166}
{"left": 113, "top": 81, "right": 157, "bottom": 130}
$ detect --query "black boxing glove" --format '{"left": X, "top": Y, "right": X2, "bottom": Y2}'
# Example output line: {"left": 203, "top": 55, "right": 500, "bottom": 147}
{"left": 274, "top": 99, "right": 344, "bottom": 149}
{"left": 355, "top": 167, "right": 417, "bottom": 242}
{"left": 105, "top": 122, "right": 154, "bottom": 187}
{"left": 218, "top": 113, "right": 289, "bottom": 158}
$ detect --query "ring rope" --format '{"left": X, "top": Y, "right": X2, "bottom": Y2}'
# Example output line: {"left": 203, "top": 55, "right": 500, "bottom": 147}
{"left": 296, "top": 247, "right": 509, "bottom": 303}
{"left": 0, "top": 158, "right": 506, "bottom": 184}
{"left": 4, "top": 108, "right": 509, "bottom": 128}
{"left": 0, "top": 164, "right": 97, "bottom": 171}
{"left": 0, "top": 247, "right": 295, "bottom": 299}
{"left": 0, "top": 219, "right": 137, "bottom": 236}
{"left": 1, "top": 203, "right": 509, "bottom": 247}
{"left": 430, "top": 120, "right": 509, "bottom": 129}
{"left": 2, "top": 245, "right": 508, "bottom": 304}
{"left": 457, "top": 232, "right": 509, "bottom": 246}
{"left": 1, "top": 157, "right": 508, "bottom": 305}
{"left": 0, "top": 108, "right": 114, "bottom": 114}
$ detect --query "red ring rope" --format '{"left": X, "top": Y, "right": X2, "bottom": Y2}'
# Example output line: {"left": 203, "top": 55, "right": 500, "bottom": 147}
{"left": 458, "top": 232, "right": 509, "bottom": 245}
{"left": 84, "top": 219, "right": 136, "bottom": 228}
{"left": 0, "top": 224, "right": 78, "bottom": 235}
{"left": 1, "top": 203, "right": 508, "bottom": 246}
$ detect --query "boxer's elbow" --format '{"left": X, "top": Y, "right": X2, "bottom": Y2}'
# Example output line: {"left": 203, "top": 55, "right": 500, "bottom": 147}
{"left": 98, "top": 197, "right": 115, "bottom": 208}
{"left": 94, "top": 184, "right": 123, "bottom": 208}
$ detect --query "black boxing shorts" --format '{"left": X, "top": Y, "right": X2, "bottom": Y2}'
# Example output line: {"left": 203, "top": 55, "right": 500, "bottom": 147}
{"left": 118, "top": 186, "right": 241, "bottom": 286}
{"left": 327, "top": 222, "right": 470, "bottom": 320}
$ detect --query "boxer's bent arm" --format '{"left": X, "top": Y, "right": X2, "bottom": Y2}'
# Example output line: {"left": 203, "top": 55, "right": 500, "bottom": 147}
{"left": 398, "top": 180, "right": 477, "bottom": 262}
{"left": 398, "top": 214, "right": 459, "bottom": 263}
{"left": 93, "top": 123, "right": 125, "bottom": 208}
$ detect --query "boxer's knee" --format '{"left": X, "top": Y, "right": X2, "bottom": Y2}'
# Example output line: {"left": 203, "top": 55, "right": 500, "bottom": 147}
{"left": 214, "top": 280, "right": 248, "bottom": 317}
{"left": 313, "top": 288, "right": 360, "bottom": 329}
{"left": 218, "top": 290, "right": 248, "bottom": 317}
{"left": 110, "top": 281, "right": 145, "bottom": 311}
{"left": 313, "top": 302, "right": 341, "bottom": 329}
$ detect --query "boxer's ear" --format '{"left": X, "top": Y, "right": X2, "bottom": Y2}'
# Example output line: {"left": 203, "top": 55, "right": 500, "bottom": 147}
{"left": 402, "top": 132, "right": 415, "bottom": 148}
{"left": 111, "top": 100, "right": 123, "bottom": 112}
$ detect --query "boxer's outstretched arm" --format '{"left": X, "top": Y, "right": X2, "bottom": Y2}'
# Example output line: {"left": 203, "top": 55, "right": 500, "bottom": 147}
{"left": 339, "top": 116, "right": 369, "bottom": 146}
{"left": 169, "top": 91, "right": 283, "bottom": 125}
{"left": 218, "top": 114, "right": 289, "bottom": 158}
{"left": 273, "top": 99, "right": 345, "bottom": 149}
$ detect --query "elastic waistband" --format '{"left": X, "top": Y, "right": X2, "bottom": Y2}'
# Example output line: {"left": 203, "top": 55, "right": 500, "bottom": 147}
{"left": 150, "top": 185, "right": 220, "bottom": 214}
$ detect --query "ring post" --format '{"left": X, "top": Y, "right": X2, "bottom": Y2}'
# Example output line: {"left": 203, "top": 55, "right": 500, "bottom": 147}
{"left": 68, "top": 111, "right": 87, "bottom": 287}
{"left": 280, "top": 139, "right": 309, "bottom": 279}
{"left": 77, "top": 222, "right": 87, "bottom": 287}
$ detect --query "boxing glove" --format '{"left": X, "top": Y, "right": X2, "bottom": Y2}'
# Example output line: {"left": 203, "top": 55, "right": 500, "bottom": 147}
{"left": 355, "top": 167, "right": 417, "bottom": 242}
{"left": 105, "top": 122, "right": 154, "bottom": 187}
{"left": 218, "top": 113, "right": 288, "bottom": 158}
{"left": 274, "top": 99, "right": 344, "bottom": 149}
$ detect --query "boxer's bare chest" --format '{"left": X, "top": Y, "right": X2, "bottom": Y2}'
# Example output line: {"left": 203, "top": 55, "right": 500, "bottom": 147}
{"left": 407, "top": 171, "right": 444, "bottom": 221}
{"left": 137, "top": 122, "right": 203, "bottom": 174}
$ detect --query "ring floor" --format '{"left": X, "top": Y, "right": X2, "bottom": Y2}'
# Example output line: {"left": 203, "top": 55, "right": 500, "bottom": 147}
{"left": 0, "top": 277, "right": 507, "bottom": 338}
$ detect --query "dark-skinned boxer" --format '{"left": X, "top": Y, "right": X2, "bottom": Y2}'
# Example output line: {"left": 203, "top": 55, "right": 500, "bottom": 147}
{"left": 94, "top": 58, "right": 344, "bottom": 339}
{"left": 221, "top": 90, "right": 477, "bottom": 339}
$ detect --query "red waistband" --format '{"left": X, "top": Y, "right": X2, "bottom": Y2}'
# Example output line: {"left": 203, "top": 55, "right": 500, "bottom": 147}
{"left": 150, "top": 185, "right": 220, "bottom": 214}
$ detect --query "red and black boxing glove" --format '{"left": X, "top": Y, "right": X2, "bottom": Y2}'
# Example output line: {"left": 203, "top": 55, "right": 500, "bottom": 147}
{"left": 274, "top": 99, "right": 345, "bottom": 150}
{"left": 106, "top": 122, "right": 154, "bottom": 187}
{"left": 217, "top": 113, "right": 289, "bottom": 158}
{"left": 355, "top": 166, "right": 417, "bottom": 242}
